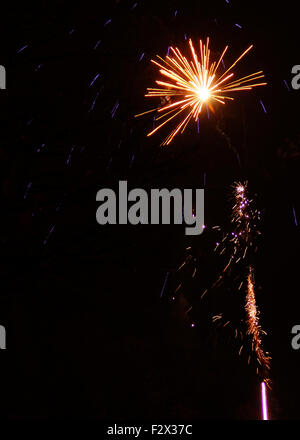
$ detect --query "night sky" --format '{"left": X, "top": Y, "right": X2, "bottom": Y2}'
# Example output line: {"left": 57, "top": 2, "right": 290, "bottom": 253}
{"left": 0, "top": 0, "right": 299, "bottom": 421}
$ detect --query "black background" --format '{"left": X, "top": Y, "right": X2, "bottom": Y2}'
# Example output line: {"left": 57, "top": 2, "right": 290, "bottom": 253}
{"left": 0, "top": 0, "right": 299, "bottom": 420}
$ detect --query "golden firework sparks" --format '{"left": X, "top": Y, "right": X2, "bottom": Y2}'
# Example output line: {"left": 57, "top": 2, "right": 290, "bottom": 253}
{"left": 136, "top": 38, "right": 267, "bottom": 145}
{"left": 246, "top": 266, "right": 271, "bottom": 386}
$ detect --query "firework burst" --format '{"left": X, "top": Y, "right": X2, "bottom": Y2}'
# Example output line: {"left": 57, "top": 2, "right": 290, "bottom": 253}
{"left": 136, "top": 38, "right": 266, "bottom": 145}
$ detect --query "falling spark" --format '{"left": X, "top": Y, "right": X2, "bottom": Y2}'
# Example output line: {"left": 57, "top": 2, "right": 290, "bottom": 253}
{"left": 17, "top": 44, "right": 28, "bottom": 54}
{"left": 129, "top": 154, "right": 135, "bottom": 167}
{"left": 283, "top": 80, "right": 290, "bottom": 91}
{"left": 35, "top": 64, "right": 43, "bottom": 72}
{"left": 56, "top": 198, "right": 65, "bottom": 212}
{"left": 260, "top": 99, "right": 267, "bottom": 114}
{"left": 66, "top": 146, "right": 75, "bottom": 165}
{"left": 261, "top": 381, "right": 269, "bottom": 420}
{"left": 24, "top": 182, "right": 32, "bottom": 199}
{"left": 111, "top": 100, "right": 119, "bottom": 118}
{"left": 292, "top": 205, "right": 298, "bottom": 226}
{"left": 106, "top": 157, "right": 113, "bottom": 171}
{"left": 136, "top": 38, "right": 266, "bottom": 145}
{"left": 94, "top": 39, "right": 102, "bottom": 49}
{"left": 36, "top": 143, "right": 46, "bottom": 153}
{"left": 89, "top": 73, "right": 100, "bottom": 87}
{"left": 89, "top": 92, "right": 100, "bottom": 112}
{"left": 43, "top": 225, "right": 55, "bottom": 245}
{"left": 160, "top": 272, "right": 170, "bottom": 297}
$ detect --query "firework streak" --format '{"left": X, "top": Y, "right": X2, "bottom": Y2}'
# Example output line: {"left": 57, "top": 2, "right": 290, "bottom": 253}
{"left": 246, "top": 267, "right": 271, "bottom": 385}
{"left": 178, "top": 182, "right": 271, "bottom": 387}
{"left": 136, "top": 38, "right": 266, "bottom": 145}
{"left": 234, "top": 183, "right": 270, "bottom": 385}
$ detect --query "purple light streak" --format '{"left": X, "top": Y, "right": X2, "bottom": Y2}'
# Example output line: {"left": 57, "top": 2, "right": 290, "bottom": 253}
{"left": 89, "top": 92, "right": 100, "bottom": 112}
{"left": 160, "top": 272, "right": 169, "bottom": 297}
{"left": 94, "top": 40, "right": 101, "bottom": 49}
{"left": 89, "top": 73, "right": 100, "bottom": 87}
{"left": 111, "top": 100, "right": 119, "bottom": 118}
{"left": 292, "top": 206, "right": 298, "bottom": 226}
{"left": 260, "top": 100, "right": 267, "bottom": 114}
{"left": 17, "top": 44, "right": 28, "bottom": 54}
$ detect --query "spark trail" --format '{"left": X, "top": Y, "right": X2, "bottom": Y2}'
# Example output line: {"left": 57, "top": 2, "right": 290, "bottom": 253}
{"left": 176, "top": 182, "right": 271, "bottom": 385}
